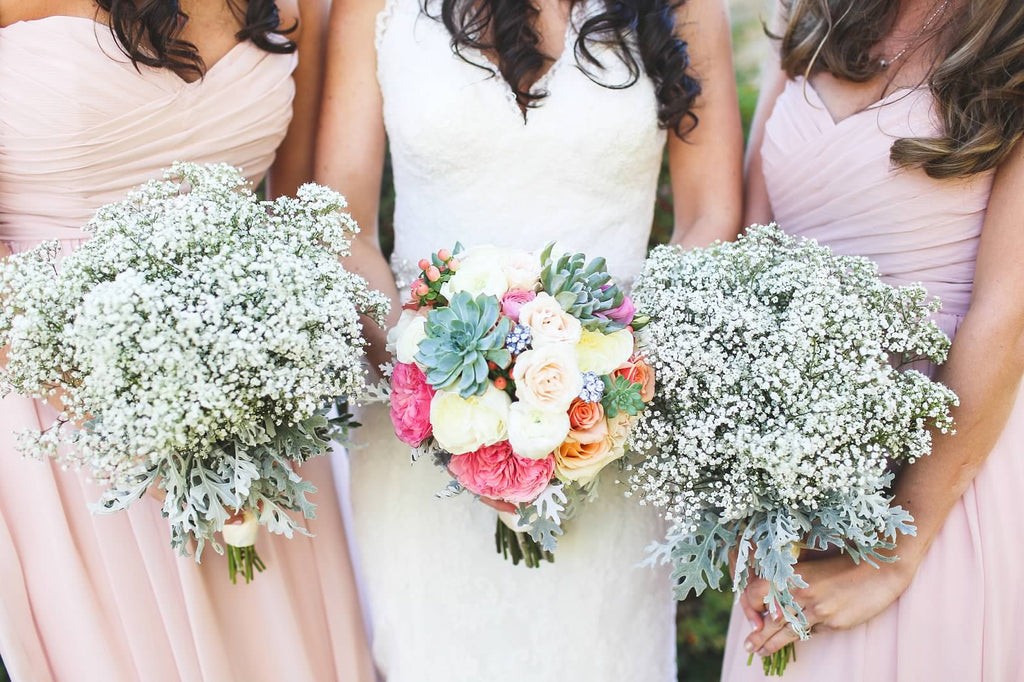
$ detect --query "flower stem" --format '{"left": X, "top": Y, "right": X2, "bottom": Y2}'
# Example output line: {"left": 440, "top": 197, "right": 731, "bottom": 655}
{"left": 493, "top": 519, "right": 554, "bottom": 568}
{"left": 226, "top": 544, "right": 265, "bottom": 584}
{"left": 747, "top": 643, "right": 796, "bottom": 677}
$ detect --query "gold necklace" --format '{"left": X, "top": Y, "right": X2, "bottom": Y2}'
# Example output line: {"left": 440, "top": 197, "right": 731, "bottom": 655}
{"left": 879, "top": 0, "right": 951, "bottom": 70}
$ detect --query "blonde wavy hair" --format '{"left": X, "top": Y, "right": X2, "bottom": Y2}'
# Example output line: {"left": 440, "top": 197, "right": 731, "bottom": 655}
{"left": 776, "top": 0, "right": 1024, "bottom": 179}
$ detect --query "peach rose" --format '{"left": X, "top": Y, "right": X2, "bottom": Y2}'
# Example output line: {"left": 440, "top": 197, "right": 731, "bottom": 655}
{"left": 512, "top": 344, "right": 583, "bottom": 411}
{"left": 567, "top": 398, "right": 607, "bottom": 444}
{"left": 614, "top": 356, "right": 656, "bottom": 402}
{"left": 553, "top": 432, "right": 619, "bottom": 485}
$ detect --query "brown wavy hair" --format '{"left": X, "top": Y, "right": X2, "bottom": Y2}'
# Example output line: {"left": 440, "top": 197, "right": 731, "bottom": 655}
{"left": 776, "top": 0, "right": 1024, "bottom": 179}
{"left": 96, "top": 0, "right": 297, "bottom": 80}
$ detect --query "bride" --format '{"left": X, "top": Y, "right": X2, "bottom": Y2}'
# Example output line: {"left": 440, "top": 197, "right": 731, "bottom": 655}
{"left": 316, "top": 0, "right": 742, "bottom": 677}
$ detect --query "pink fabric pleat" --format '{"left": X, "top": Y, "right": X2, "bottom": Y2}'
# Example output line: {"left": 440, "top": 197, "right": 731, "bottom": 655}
{"left": 721, "top": 79, "right": 1023, "bottom": 682}
{"left": 0, "top": 17, "right": 374, "bottom": 682}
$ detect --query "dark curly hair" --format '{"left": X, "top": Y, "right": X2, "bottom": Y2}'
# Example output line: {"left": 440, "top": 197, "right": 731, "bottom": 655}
{"left": 427, "top": 0, "right": 701, "bottom": 134}
{"left": 95, "top": 0, "right": 297, "bottom": 80}
{"left": 777, "top": 0, "right": 1024, "bottom": 179}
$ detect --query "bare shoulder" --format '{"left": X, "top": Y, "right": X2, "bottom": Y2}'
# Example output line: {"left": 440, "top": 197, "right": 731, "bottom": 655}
{"left": 0, "top": 0, "right": 97, "bottom": 27}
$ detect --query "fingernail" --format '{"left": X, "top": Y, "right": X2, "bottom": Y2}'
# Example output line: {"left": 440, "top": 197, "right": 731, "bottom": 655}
{"left": 744, "top": 641, "right": 754, "bottom": 653}
{"left": 748, "top": 618, "right": 760, "bottom": 632}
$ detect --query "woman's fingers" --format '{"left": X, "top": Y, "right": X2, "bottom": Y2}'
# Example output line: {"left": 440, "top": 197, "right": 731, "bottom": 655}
{"left": 478, "top": 496, "right": 517, "bottom": 513}
{"left": 738, "top": 590, "right": 764, "bottom": 632}
{"left": 756, "top": 620, "right": 802, "bottom": 657}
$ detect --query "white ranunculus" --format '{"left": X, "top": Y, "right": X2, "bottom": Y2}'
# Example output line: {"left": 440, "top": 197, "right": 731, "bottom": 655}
{"left": 513, "top": 344, "right": 583, "bottom": 412}
{"left": 507, "top": 401, "right": 570, "bottom": 459}
{"left": 518, "top": 292, "right": 582, "bottom": 347}
{"left": 430, "top": 385, "right": 512, "bottom": 455}
{"left": 575, "top": 327, "right": 634, "bottom": 375}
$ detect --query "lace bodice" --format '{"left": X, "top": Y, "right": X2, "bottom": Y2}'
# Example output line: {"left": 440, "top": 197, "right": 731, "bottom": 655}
{"left": 347, "top": 2, "right": 677, "bottom": 681}
{"left": 376, "top": 0, "right": 667, "bottom": 287}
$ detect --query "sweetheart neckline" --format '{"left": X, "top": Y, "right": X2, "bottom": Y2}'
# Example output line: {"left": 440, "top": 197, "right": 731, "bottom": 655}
{"left": 797, "top": 77, "right": 920, "bottom": 127}
{"left": 1, "top": 15, "right": 257, "bottom": 87}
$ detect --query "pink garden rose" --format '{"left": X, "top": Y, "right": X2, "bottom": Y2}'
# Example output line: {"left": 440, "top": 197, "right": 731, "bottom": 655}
{"left": 501, "top": 289, "right": 536, "bottom": 322}
{"left": 598, "top": 293, "right": 636, "bottom": 326}
{"left": 448, "top": 440, "right": 554, "bottom": 504}
{"left": 390, "top": 362, "right": 435, "bottom": 446}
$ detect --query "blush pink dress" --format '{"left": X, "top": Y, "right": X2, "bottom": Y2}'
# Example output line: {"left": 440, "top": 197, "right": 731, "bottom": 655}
{"left": 0, "top": 17, "right": 374, "bottom": 682}
{"left": 721, "top": 78, "right": 1024, "bottom": 682}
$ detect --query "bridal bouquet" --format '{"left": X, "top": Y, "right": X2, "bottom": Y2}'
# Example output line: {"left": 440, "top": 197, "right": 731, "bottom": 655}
{"left": 385, "top": 243, "right": 653, "bottom": 566}
{"left": 0, "top": 163, "right": 389, "bottom": 583}
{"left": 628, "top": 225, "right": 958, "bottom": 675}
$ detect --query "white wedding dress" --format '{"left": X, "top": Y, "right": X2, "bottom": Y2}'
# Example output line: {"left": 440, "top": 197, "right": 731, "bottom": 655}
{"left": 344, "top": 0, "right": 676, "bottom": 679}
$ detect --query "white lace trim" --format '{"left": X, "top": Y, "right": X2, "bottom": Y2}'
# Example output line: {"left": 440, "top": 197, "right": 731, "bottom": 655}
{"left": 374, "top": 0, "right": 402, "bottom": 77}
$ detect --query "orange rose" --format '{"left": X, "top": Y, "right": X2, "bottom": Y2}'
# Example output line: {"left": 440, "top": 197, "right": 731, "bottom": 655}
{"left": 567, "top": 398, "right": 607, "bottom": 444}
{"left": 614, "top": 356, "right": 656, "bottom": 402}
{"left": 554, "top": 430, "right": 620, "bottom": 484}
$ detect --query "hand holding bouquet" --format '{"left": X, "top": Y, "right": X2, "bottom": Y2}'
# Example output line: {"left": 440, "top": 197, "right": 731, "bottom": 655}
{"left": 0, "top": 163, "right": 389, "bottom": 583}
{"left": 628, "top": 225, "right": 958, "bottom": 674}
{"left": 386, "top": 243, "right": 654, "bottom": 566}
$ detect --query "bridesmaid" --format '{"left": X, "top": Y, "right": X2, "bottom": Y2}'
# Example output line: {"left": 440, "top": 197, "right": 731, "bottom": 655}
{"left": 724, "top": 1, "right": 1024, "bottom": 680}
{"left": 0, "top": 2, "right": 374, "bottom": 681}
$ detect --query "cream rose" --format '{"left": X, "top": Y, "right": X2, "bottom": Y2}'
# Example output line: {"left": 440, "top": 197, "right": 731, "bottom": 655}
{"left": 518, "top": 292, "right": 582, "bottom": 347}
{"left": 507, "top": 402, "right": 571, "bottom": 459}
{"left": 387, "top": 309, "right": 428, "bottom": 365}
{"left": 430, "top": 385, "right": 511, "bottom": 454}
{"left": 501, "top": 249, "right": 542, "bottom": 291}
{"left": 575, "top": 327, "right": 634, "bottom": 375}
{"left": 513, "top": 344, "right": 584, "bottom": 411}
{"left": 440, "top": 246, "right": 510, "bottom": 299}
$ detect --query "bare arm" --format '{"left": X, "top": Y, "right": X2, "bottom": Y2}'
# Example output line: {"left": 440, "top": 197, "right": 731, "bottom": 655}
{"left": 742, "top": 59, "right": 787, "bottom": 227}
{"left": 743, "top": 141, "right": 1024, "bottom": 656}
{"left": 666, "top": 0, "right": 744, "bottom": 248}
{"left": 266, "top": 0, "right": 330, "bottom": 198}
{"left": 315, "top": 0, "right": 399, "bottom": 369}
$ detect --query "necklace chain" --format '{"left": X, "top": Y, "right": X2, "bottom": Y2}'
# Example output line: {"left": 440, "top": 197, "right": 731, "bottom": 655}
{"left": 879, "top": 0, "right": 951, "bottom": 70}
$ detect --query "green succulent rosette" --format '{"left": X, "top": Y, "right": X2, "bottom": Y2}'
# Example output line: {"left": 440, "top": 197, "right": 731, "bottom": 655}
{"left": 415, "top": 291, "right": 513, "bottom": 397}
{"left": 539, "top": 242, "right": 626, "bottom": 333}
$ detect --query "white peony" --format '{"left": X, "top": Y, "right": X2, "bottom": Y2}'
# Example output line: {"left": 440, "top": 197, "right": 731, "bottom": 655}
{"left": 386, "top": 309, "right": 428, "bottom": 365}
{"left": 507, "top": 401, "right": 570, "bottom": 459}
{"left": 575, "top": 328, "right": 634, "bottom": 375}
{"left": 440, "top": 246, "right": 509, "bottom": 299}
{"left": 430, "top": 384, "right": 512, "bottom": 455}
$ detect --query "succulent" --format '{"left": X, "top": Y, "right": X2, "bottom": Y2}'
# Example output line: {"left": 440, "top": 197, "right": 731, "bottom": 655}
{"left": 600, "top": 375, "right": 644, "bottom": 418}
{"left": 539, "top": 243, "right": 626, "bottom": 332}
{"left": 416, "top": 291, "right": 512, "bottom": 397}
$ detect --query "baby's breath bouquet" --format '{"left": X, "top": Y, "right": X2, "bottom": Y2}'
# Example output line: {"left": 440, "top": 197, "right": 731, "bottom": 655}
{"left": 0, "top": 163, "right": 389, "bottom": 583}
{"left": 628, "top": 225, "right": 957, "bottom": 675}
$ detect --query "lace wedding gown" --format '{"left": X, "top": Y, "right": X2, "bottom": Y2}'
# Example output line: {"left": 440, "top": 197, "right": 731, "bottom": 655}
{"left": 343, "top": 0, "right": 676, "bottom": 679}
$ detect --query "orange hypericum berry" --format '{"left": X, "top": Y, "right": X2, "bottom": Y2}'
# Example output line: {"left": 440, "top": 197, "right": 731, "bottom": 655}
{"left": 426, "top": 266, "right": 441, "bottom": 282}
{"left": 438, "top": 248, "right": 452, "bottom": 262}
{"left": 493, "top": 376, "right": 508, "bottom": 390}
{"left": 447, "top": 258, "right": 461, "bottom": 271}
{"left": 418, "top": 258, "right": 431, "bottom": 271}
